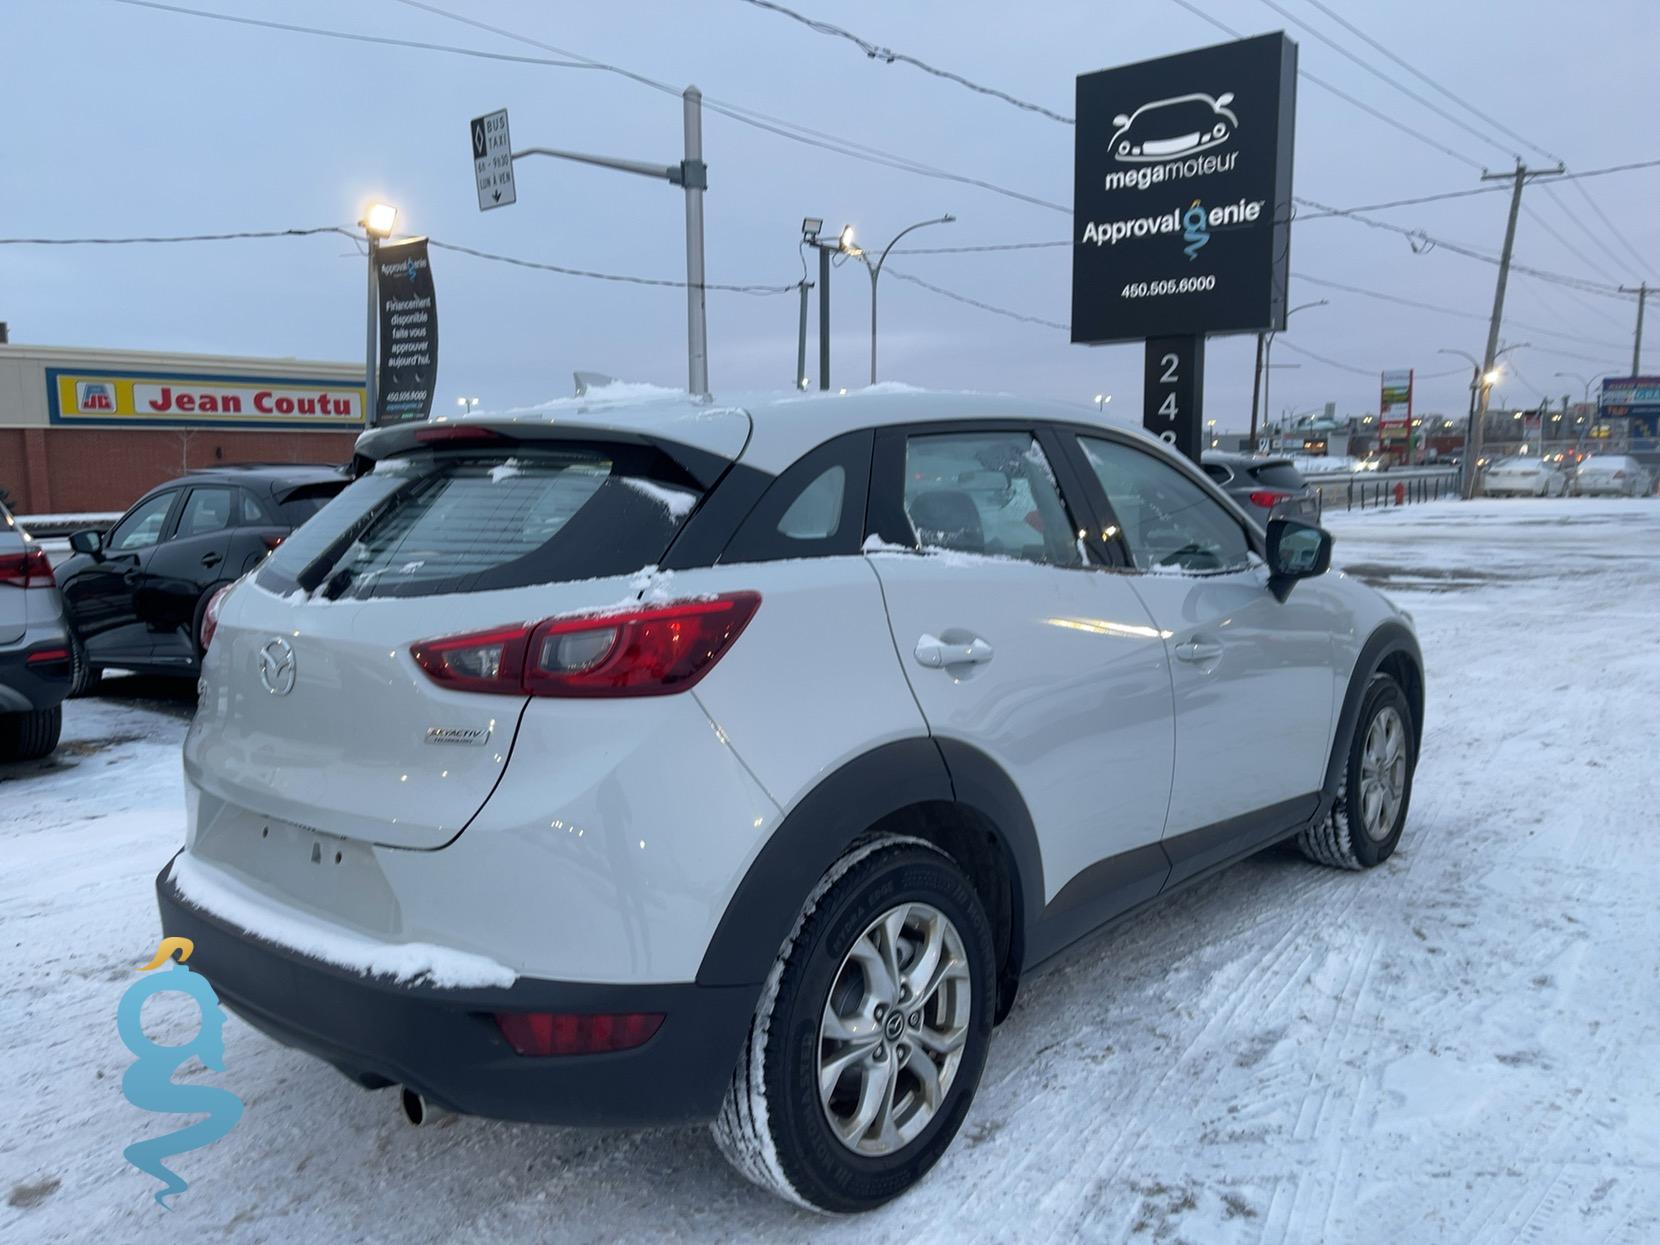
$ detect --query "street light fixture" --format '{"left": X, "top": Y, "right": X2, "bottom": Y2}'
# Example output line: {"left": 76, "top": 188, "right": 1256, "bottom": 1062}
{"left": 801, "top": 218, "right": 867, "bottom": 390}
{"left": 1440, "top": 343, "right": 1527, "bottom": 494}
{"left": 1094, "top": 393, "right": 1112, "bottom": 412}
{"left": 456, "top": 396, "right": 480, "bottom": 415}
{"left": 362, "top": 202, "right": 398, "bottom": 239}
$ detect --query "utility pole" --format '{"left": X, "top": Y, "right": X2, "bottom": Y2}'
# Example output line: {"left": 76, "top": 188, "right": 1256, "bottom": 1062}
{"left": 1249, "top": 332, "right": 1265, "bottom": 449}
{"left": 819, "top": 246, "right": 831, "bottom": 391}
{"left": 1618, "top": 283, "right": 1648, "bottom": 376}
{"left": 794, "top": 280, "right": 812, "bottom": 389}
{"left": 508, "top": 86, "right": 709, "bottom": 397}
{"left": 1468, "top": 160, "right": 1564, "bottom": 497}
{"left": 802, "top": 221, "right": 856, "bottom": 391}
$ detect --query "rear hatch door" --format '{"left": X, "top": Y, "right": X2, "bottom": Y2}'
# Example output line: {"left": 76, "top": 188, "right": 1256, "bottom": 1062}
{"left": 186, "top": 430, "right": 729, "bottom": 849}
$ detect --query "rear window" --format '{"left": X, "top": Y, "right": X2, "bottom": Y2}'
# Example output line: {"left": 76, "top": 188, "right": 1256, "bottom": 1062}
{"left": 256, "top": 447, "right": 702, "bottom": 600}
{"left": 1247, "top": 462, "right": 1306, "bottom": 490}
{"left": 277, "top": 482, "right": 348, "bottom": 524}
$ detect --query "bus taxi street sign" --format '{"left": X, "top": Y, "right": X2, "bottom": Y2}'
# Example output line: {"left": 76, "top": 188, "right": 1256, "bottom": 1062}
{"left": 471, "top": 109, "right": 516, "bottom": 211}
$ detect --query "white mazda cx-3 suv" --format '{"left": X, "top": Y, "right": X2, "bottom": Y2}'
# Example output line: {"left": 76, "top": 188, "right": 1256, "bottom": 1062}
{"left": 158, "top": 388, "right": 1422, "bottom": 1212}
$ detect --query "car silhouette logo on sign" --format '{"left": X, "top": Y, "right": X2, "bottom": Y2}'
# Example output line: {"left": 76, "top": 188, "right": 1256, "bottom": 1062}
{"left": 1110, "top": 92, "right": 1237, "bottom": 163}
{"left": 258, "top": 637, "right": 296, "bottom": 696}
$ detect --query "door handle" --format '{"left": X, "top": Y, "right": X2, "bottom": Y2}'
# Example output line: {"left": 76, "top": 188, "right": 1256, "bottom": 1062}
{"left": 121, "top": 568, "right": 141, "bottom": 586}
{"left": 200, "top": 552, "right": 222, "bottom": 568}
{"left": 1174, "top": 638, "right": 1223, "bottom": 664}
{"left": 914, "top": 634, "right": 995, "bottom": 669}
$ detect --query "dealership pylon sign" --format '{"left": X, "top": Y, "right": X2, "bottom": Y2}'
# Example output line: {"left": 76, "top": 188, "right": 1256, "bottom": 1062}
{"left": 1072, "top": 34, "right": 1297, "bottom": 460}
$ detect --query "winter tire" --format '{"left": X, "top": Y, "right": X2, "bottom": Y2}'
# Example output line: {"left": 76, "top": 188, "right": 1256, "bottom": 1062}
{"left": 711, "top": 836, "right": 995, "bottom": 1214}
{"left": 0, "top": 705, "right": 62, "bottom": 761}
{"left": 68, "top": 634, "right": 101, "bottom": 698}
{"left": 1298, "top": 675, "right": 1415, "bottom": 870}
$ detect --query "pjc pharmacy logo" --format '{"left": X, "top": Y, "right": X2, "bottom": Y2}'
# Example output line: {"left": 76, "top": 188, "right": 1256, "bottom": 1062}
{"left": 117, "top": 937, "right": 244, "bottom": 1209}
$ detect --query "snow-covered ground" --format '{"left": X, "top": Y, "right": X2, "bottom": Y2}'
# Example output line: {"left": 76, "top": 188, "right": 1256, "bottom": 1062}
{"left": 4, "top": 498, "right": 1658, "bottom": 1243}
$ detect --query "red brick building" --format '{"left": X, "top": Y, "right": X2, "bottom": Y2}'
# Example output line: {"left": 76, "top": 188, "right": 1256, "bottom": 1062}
{"left": 0, "top": 343, "right": 364, "bottom": 516}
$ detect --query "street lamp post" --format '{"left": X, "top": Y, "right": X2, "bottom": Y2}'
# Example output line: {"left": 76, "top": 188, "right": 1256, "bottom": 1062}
{"left": 359, "top": 202, "right": 398, "bottom": 426}
{"left": 1554, "top": 370, "right": 1617, "bottom": 450}
{"left": 856, "top": 215, "right": 954, "bottom": 384}
{"left": 1094, "top": 393, "right": 1112, "bottom": 413}
{"left": 1257, "top": 299, "right": 1328, "bottom": 451}
{"left": 1440, "top": 343, "right": 1526, "bottom": 496}
{"left": 456, "top": 397, "right": 480, "bottom": 415}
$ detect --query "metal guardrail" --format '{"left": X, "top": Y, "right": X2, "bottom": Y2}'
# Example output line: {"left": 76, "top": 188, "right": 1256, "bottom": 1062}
{"left": 1303, "top": 468, "right": 1461, "bottom": 513}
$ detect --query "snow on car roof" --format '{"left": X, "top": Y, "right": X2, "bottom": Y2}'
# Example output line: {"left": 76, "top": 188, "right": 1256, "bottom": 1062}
{"left": 356, "top": 383, "right": 1159, "bottom": 475}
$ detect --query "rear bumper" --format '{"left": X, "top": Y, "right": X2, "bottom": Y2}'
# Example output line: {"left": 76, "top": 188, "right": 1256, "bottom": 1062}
{"left": 0, "top": 637, "right": 72, "bottom": 713}
{"left": 156, "top": 858, "right": 757, "bottom": 1126}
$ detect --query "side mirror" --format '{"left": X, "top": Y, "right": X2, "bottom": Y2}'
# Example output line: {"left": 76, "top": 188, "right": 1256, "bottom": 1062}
{"left": 1265, "top": 518, "right": 1331, "bottom": 602}
{"left": 68, "top": 529, "right": 104, "bottom": 558}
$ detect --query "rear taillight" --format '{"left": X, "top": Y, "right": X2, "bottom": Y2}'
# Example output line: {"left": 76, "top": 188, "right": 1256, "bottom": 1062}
{"left": 25, "top": 647, "right": 69, "bottom": 667}
{"left": 493, "top": 1011, "right": 664, "bottom": 1057}
{"left": 1248, "top": 490, "right": 1291, "bottom": 509}
{"left": 411, "top": 592, "right": 760, "bottom": 698}
{"left": 0, "top": 547, "right": 55, "bottom": 589}
{"left": 200, "top": 583, "right": 235, "bottom": 650}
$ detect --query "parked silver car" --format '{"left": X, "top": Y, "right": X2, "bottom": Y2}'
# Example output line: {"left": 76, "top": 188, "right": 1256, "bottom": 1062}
{"left": 1572, "top": 454, "right": 1651, "bottom": 497}
{"left": 0, "top": 501, "right": 72, "bottom": 759}
{"left": 1200, "top": 451, "right": 1321, "bottom": 525}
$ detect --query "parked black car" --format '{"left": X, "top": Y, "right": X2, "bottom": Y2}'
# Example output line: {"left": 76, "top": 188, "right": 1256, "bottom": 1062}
{"left": 57, "top": 464, "right": 347, "bottom": 692}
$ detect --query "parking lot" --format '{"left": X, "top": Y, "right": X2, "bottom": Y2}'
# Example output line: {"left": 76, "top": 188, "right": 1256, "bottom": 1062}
{"left": 3, "top": 497, "right": 1657, "bottom": 1244}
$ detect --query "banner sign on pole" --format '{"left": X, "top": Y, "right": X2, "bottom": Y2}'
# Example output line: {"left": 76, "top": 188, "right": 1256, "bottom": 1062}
{"left": 375, "top": 238, "right": 438, "bottom": 426}
{"left": 1379, "top": 367, "right": 1414, "bottom": 457}
{"left": 1072, "top": 33, "right": 1298, "bottom": 346}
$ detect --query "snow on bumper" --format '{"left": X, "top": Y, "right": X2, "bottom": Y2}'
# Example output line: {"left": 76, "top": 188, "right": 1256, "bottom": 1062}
{"left": 155, "top": 856, "right": 757, "bottom": 1126}
{"left": 166, "top": 851, "right": 517, "bottom": 988}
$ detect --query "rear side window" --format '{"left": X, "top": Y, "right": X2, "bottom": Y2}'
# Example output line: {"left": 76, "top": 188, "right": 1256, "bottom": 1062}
{"left": 1248, "top": 462, "right": 1306, "bottom": 490}
{"left": 276, "top": 482, "right": 347, "bottom": 525}
{"left": 256, "top": 447, "right": 701, "bottom": 600}
{"left": 1202, "top": 463, "right": 1232, "bottom": 484}
{"left": 722, "top": 429, "right": 872, "bottom": 563}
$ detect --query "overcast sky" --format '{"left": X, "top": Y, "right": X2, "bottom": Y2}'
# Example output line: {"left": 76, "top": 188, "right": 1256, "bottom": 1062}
{"left": 2, "top": 0, "right": 1654, "bottom": 429}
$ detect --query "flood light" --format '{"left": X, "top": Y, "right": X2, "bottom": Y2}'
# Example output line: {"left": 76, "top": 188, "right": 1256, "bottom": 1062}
{"left": 362, "top": 202, "right": 398, "bottom": 238}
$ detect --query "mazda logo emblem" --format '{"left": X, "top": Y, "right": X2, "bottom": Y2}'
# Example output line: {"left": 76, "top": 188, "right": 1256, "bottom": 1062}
{"left": 257, "top": 637, "right": 297, "bottom": 696}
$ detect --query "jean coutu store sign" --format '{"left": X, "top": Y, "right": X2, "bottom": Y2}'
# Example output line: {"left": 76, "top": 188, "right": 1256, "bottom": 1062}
{"left": 1071, "top": 33, "right": 1298, "bottom": 344}
{"left": 47, "top": 368, "right": 366, "bottom": 429}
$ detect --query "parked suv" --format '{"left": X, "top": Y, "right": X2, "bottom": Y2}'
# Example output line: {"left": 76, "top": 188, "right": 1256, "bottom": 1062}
{"left": 0, "top": 500, "right": 72, "bottom": 759}
{"left": 56, "top": 464, "right": 347, "bottom": 692}
{"left": 156, "top": 390, "right": 1422, "bottom": 1212}
{"left": 1200, "top": 450, "right": 1321, "bottom": 525}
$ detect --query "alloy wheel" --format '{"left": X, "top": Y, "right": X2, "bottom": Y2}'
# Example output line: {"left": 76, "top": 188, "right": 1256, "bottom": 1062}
{"left": 817, "top": 902, "right": 972, "bottom": 1156}
{"left": 1359, "top": 705, "right": 1408, "bottom": 841}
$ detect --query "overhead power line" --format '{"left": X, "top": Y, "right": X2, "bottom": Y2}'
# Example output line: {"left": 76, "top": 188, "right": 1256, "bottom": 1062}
{"left": 424, "top": 239, "right": 794, "bottom": 293}
{"left": 883, "top": 268, "right": 1067, "bottom": 331}
{"left": 1289, "top": 272, "right": 1625, "bottom": 350}
{"left": 1520, "top": 204, "right": 1623, "bottom": 285}
{"left": 1296, "top": 0, "right": 1562, "bottom": 164}
{"left": 108, "top": 0, "right": 596, "bottom": 68}
{"left": 1162, "top": 0, "right": 1484, "bottom": 169}
{"left": 733, "top": 0, "right": 1073, "bottom": 124}
{"left": 1252, "top": 0, "right": 1516, "bottom": 162}
{"left": 1567, "top": 180, "right": 1654, "bottom": 280}
{"left": 0, "top": 225, "right": 354, "bottom": 245}
{"left": 0, "top": 226, "right": 796, "bottom": 294}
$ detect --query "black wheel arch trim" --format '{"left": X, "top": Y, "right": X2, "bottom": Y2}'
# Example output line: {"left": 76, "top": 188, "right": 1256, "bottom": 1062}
{"left": 693, "top": 736, "right": 1046, "bottom": 997}
{"left": 1322, "top": 620, "right": 1423, "bottom": 812}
